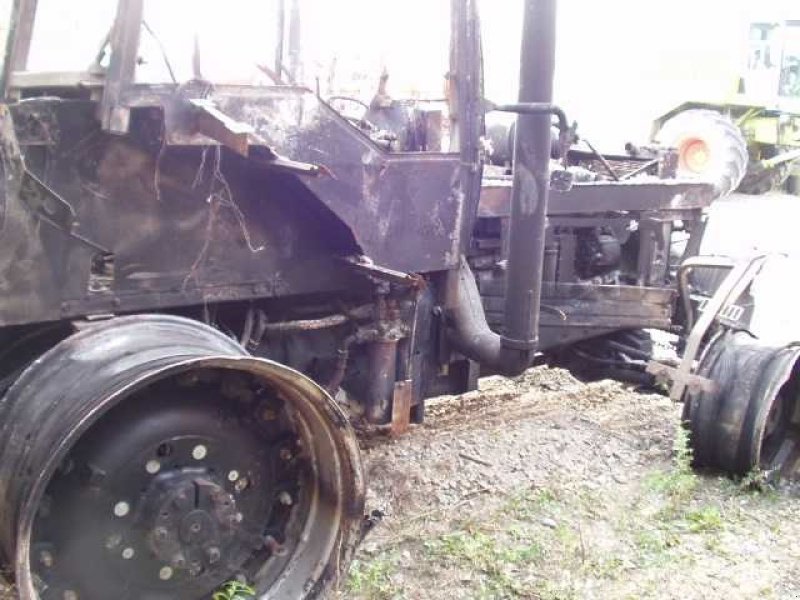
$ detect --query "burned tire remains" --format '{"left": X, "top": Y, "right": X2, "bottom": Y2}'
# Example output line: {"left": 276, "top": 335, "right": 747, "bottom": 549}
{"left": 0, "top": 316, "right": 364, "bottom": 600}
{"left": 684, "top": 331, "right": 800, "bottom": 478}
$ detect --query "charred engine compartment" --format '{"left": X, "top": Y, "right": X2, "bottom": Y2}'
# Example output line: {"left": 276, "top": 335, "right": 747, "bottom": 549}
{"left": 472, "top": 150, "right": 716, "bottom": 363}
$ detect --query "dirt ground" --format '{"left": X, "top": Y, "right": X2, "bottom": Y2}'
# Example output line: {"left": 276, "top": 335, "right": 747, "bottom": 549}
{"left": 340, "top": 367, "right": 800, "bottom": 600}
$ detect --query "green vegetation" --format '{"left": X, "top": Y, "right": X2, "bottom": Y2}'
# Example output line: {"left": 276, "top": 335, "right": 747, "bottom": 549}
{"left": 346, "top": 556, "right": 402, "bottom": 600}
{"left": 212, "top": 581, "right": 256, "bottom": 600}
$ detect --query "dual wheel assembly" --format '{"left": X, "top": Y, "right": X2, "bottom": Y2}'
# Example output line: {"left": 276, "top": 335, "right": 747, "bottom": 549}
{"left": 0, "top": 315, "right": 365, "bottom": 599}
{"left": 684, "top": 331, "right": 800, "bottom": 479}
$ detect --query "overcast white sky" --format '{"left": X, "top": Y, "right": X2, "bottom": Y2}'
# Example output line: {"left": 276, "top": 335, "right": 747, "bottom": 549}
{"left": 1, "top": 0, "right": 797, "bottom": 146}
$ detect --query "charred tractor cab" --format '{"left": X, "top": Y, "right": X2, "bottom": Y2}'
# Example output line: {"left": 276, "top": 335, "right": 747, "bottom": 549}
{"left": 0, "top": 0, "right": 797, "bottom": 598}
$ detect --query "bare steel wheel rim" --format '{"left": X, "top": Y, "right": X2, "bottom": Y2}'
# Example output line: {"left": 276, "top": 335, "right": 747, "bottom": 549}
{"left": 0, "top": 316, "right": 364, "bottom": 600}
{"left": 28, "top": 368, "right": 309, "bottom": 599}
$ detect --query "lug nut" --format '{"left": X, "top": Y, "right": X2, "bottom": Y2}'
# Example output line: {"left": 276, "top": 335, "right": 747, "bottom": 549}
{"left": 156, "top": 443, "right": 173, "bottom": 457}
{"left": 188, "top": 561, "right": 203, "bottom": 577}
{"left": 146, "top": 459, "right": 161, "bottom": 474}
{"left": 206, "top": 546, "right": 221, "bottom": 564}
{"left": 264, "top": 536, "right": 289, "bottom": 557}
{"left": 159, "top": 566, "right": 174, "bottom": 581}
{"left": 278, "top": 491, "right": 293, "bottom": 506}
{"left": 113, "top": 501, "right": 130, "bottom": 517}
{"left": 235, "top": 477, "right": 249, "bottom": 493}
{"left": 39, "top": 550, "right": 54, "bottom": 568}
{"left": 88, "top": 465, "right": 107, "bottom": 485}
{"left": 192, "top": 445, "right": 208, "bottom": 460}
{"left": 122, "top": 547, "right": 135, "bottom": 560}
{"left": 171, "top": 554, "right": 187, "bottom": 569}
{"left": 227, "top": 470, "right": 240, "bottom": 482}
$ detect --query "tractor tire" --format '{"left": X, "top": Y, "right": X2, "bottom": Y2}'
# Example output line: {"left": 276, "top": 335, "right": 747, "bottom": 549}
{"left": 655, "top": 109, "right": 748, "bottom": 199}
{"left": 737, "top": 162, "right": 791, "bottom": 195}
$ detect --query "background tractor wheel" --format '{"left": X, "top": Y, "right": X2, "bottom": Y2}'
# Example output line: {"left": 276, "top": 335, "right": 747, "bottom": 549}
{"left": 655, "top": 109, "right": 748, "bottom": 198}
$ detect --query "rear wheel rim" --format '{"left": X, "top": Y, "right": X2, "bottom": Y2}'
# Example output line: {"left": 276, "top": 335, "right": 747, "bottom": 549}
{"left": 29, "top": 370, "right": 305, "bottom": 599}
{"left": 0, "top": 316, "right": 363, "bottom": 600}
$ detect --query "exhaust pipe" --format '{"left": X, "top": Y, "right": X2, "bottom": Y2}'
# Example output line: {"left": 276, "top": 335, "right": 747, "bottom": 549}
{"left": 448, "top": 0, "right": 557, "bottom": 376}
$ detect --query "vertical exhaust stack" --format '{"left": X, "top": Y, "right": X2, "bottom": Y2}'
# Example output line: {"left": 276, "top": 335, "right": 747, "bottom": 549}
{"left": 448, "top": 0, "right": 558, "bottom": 376}
{"left": 502, "top": 0, "right": 557, "bottom": 355}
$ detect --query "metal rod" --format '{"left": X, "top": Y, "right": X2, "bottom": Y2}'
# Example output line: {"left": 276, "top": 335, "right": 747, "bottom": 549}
{"left": 261, "top": 314, "right": 349, "bottom": 334}
{"left": 275, "top": 0, "right": 286, "bottom": 79}
{"left": 583, "top": 137, "right": 620, "bottom": 182}
{"left": 489, "top": 102, "right": 568, "bottom": 134}
{"left": 619, "top": 158, "right": 660, "bottom": 181}
{"left": 287, "top": 0, "right": 301, "bottom": 82}
{"left": 366, "top": 339, "right": 398, "bottom": 424}
{"left": 761, "top": 148, "right": 800, "bottom": 170}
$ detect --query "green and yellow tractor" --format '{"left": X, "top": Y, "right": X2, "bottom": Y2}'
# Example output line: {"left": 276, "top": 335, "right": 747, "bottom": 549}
{"left": 653, "top": 18, "right": 800, "bottom": 195}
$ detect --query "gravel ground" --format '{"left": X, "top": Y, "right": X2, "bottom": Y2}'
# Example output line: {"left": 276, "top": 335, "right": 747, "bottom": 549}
{"left": 340, "top": 367, "right": 800, "bottom": 600}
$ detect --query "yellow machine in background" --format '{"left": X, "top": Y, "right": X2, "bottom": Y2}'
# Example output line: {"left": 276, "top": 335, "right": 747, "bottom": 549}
{"left": 654, "top": 18, "right": 800, "bottom": 194}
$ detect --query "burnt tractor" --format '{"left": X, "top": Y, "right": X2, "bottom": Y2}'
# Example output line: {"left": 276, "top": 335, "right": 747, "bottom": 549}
{"left": 0, "top": 0, "right": 797, "bottom": 598}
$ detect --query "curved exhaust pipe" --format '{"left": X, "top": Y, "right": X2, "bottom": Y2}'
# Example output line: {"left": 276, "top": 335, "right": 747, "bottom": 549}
{"left": 448, "top": 0, "right": 557, "bottom": 376}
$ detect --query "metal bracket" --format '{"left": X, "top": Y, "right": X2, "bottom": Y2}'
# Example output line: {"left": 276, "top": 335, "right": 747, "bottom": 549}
{"left": 390, "top": 380, "right": 413, "bottom": 436}
{"left": 19, "top": 167, "right": 109, "bottom": 253}
{"left": 189, "top": 99, "right": 255, "bottom": 157}
{"left": 647, "top": 254, "right": 768, "bottom": 401}
{"left": 343, "top": 256, "right": 425, "bottom": 289}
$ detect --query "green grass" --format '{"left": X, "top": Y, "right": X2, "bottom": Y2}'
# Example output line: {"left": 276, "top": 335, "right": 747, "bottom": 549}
{"left": 423, "top": 529, "right": 542, "bottom": 598}
{"left": 644, "top": 424, "right": 698, "bottom": 507}
{"left": 685, "top": 505, "right": 723, "bottom": 533}
{"left": 346, "top": 555, "right": 402, "bottom": 600}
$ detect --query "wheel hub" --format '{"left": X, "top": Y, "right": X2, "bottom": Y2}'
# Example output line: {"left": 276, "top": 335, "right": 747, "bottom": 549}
{"left": 144, "top": 472, "right": 241, "bottom": 579}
